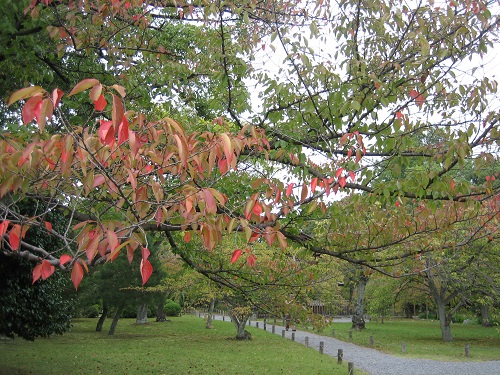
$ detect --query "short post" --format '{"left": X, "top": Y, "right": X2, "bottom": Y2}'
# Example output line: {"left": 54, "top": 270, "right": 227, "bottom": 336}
{"left": 282, "top": 330, "right": 285, "bottom": 338}
{"left": 222, "top": 315, "right": 225, "bottom": 321}
{"left": 348, "top": 362, "right": 355, "bottom": 375}
{"left": 264, "top": 321, "right": 267, "bottom": 330}
{"left": 292, "top": 332, "right": 295, "bottom": 341}
{"left": 349, "top": 330, "right": 353, "bottom": 341}
{"left": 331, "top": 329, "right": 335, "bottom": 336}
{"left": 402, "top": 342, "right": 406, "bottom": 353}
{"left": 337, "top": 349, "right": 343, "bottom": 364}
{"left": 305, "top": 336, "right": 309, "bottom": 348}
{"left": 256, "top": 322, "right": 259, "bottom": 328}
{"left": 465, "top": 344, "right": 470, "bottom": 358}
{"left": 272, "top": 324, "right": 275, "bottom": 334}
{"left": 319, "top": 341, "right": 324, "bottom": 354}
{"left": 274, "top": 317, "right": 277, "bottom": 324}
{"left": 370, "top": 336, "right": 374, "bottom": 348}
{"left": 248, "top": 319, "right": 251, "bottom": 326}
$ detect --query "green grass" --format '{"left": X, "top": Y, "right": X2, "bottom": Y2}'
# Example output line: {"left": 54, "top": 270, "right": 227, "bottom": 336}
{"left": 323, "top": 318, "right": 500, "bottom": 361}
{"left": 0, "top": 315, "right": 365, "bottom": 375}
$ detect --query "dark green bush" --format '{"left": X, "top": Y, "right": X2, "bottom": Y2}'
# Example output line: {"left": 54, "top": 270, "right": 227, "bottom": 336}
{"left": 164, "top": 300, "right": 182, "bottom": 317}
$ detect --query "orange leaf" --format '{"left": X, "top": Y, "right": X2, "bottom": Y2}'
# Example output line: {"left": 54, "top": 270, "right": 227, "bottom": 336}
{"left": 335, "top": 167, "right": 343, "bottom": 178}
{"left": 300, "top": 184, "right": 308, "bottom": 202}
{"left": 338, "top": 176, "right": 347, "bottom": 188}
{"left": 98, "top": 120, "right": 115, "bottom": 146}
{"left": 32, "top": 263, "right": 42, "bottom": 284}
{"left": 111, "top": 84, "right": 126, "bottom": 98}
{"left": 68, "top": 78, "right": 100, "bottom": 97}
{"left": 252, "top": 201, "right": 262, "bottom": 216}
{"left": 277, "top": 231, "right": 287, "bottom": 249}
{"left": 94, "top": 94, "right": 107, "bottom": 111}
{"left": 52, "top": 88, "right": 64, "bottom": 108}
{"left": 71, "top": 261, "right": 84, "bottom": 290}
{"left": 8, "top": 86, "right": 45, "bottom": 106}
{"left": 230, "top": 249, "right": 243, "bottom": 264}
{"left": 286, "top": 183, "right": 294, "bottom": 197}
{"left": 41, "top": 259, "right": 55, "bottom": 280}
{"left": 107, "top": 230, "right": 119, "bottom": 252}
{"left": 85, "top": 233, "right": 100, "bottom": 261}
{"left": 89, "top": 83, "right": 102, "bottom": 101}
{"left": 45, "top": 221, "right": 53, "bottom": 231}
{"left": 0, "top": 220, "right": 10, "bottom": 236}
{"left": 202, "top": 188, "right": 217, "bottom": 215}
{"left": 140, "top": 258, "right": 153, "bottom": 285}
{"left": 220, "top": 133, "right": 233, "bottom": 165}
{"left": 8, "top": 224, "right": 21, "bottom": 250}
{"left": 184, "top": 231, "right": 191, "bottom": 243}
{"left": 141, "top": 246, "right": 150, "bottom": 260}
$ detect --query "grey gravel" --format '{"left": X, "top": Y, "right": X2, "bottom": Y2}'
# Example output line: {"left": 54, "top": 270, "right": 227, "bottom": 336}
{"left": 209, "top": 314, "right": 500, "bottom": 375}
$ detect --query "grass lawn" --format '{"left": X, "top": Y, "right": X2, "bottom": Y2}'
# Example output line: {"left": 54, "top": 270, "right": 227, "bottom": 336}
{"left": 324, "top": 318, "right": 500, "bottom": 361}
{"left": 0, "top": 315, "right": 364, "bottom": 375}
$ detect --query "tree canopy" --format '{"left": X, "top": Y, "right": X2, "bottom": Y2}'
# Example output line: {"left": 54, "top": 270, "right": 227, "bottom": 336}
{"left": 1, "top": 0, "right": 499, "bottom": 291}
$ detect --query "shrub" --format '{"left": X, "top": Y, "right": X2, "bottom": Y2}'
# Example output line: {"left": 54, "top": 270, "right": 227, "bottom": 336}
{"left": 164, "top": 300, "right": 182, "bottom": 317}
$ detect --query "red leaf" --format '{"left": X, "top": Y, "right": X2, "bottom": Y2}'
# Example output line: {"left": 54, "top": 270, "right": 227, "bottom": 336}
{"left": 22, "top": 94, "right": 43, "bottom": 124}
{"left": 202, "top": 188, "right": 217, "bottom": 215}
{"left": 230, "top": 249, "right": 243, "bottom": 264}
{"left": 71, "top": 261, "right": 84, "bottom": 290}
{"left": 338, "top": 176, "right": 347, "bottom": 188}
{"left": 45, "top": 221, "right": 53, "bottom": 231}
{"left": 286, "top": 183, "right": 294, "bottom": 197}
{"left": 396, "top": 111, "right": 404, "bottom": 119}
{"left": 0, "top": 220, "right": 10, "bottom": 236}
{"left": 92, "top": 174, "right": 106, "bottom": 188}
{"left": 8, "top": 224, "right": 21, "bottom": 250}
{"left": 247, "top": 254, "right": 257, "bottom": 267}
{"left": 117, "top": 117, "right": 129, "bottom": 145}
{"left": 94, "top": 94, "right": 107, "bottom": 111}
{"left": 140, "top": 258, "right": 153, "bottom": 285}
{"left": 32, "top": 264, "right": 42, "bottom": 284}
{"left": 107, "top": 230, "right": 119, "bottom": 252}
{"left": 252, "top": 202, "right": 262, "bottom": 216}
{"left": 41, "top": 259, "right": 55, "bottom": 280}
{"left": 60, "top": 254, "right": 72, "bottom": 265}
{"left": 184, "top": 231, "right": 191, "bottom": 243}
{"left": 98, "top": 120, "right": 115, "bottom": 146}
{"left": 415, "top": 94, "right": 425, "bottom": 108}
{"left": 335, "top": 167, "right": 343, "bottom": 178}
{"left": 218, "top": 158, "right": 229, "bottom": 174}
{"left": 85, "top": 233, "right": 100, "bottom": 261}
{"left": 349, "top": 171, "right": 355, "bottom": 181}
{"left": 277, "top": 231, "right": 287, "bottom": 249}
{"left": 310, "top": 178, "right": 318, "bottom": 193}
{"left": 409, "top": 89, "right": 419, "bottom": 99}
{"left": 112, "top": 94, "right": 124, "bottom": 133}
{"left": 395, "top": 201, "right": 401, "bottom": 207}
{"left": 141, "top": 246, "right": 150, "bottom": 260}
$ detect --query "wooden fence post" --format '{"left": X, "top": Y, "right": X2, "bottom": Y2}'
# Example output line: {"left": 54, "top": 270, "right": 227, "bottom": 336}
{"left": 319, "top": 341, "right": 324, "bottom": 354}
{"left": 272, "top": 324, "right": 275, "bottom": 334}
{"left": 282, "top": 330, "right": 285, "bottom": 338}
{"left": 256, "top": 322, "right": 259, "bottom": 328}
{"left": 349, "top": 330, "right": 353, "bottom": 341}
{"left": 465, "top": 344, "right": 470, "bottom": 358}
{"left": 370, "top": 336, "right": 374, "bottom": 348}
{"left": 402, "top": 342, "right": 406, "bottom": 353}
{"left": 292, "top": 332, "right": 295, "bottom": 341}
{"left": 337, "top": 349, "right": 343, "bottom": 364}
{"left": 348, "top": 362, "right": 355, "bottom": 375}
{"left": 331, "top": 329, "right": 335, "bottom": 336}
{"left": 305, "top": 336, "right": 309, "bottom": 348}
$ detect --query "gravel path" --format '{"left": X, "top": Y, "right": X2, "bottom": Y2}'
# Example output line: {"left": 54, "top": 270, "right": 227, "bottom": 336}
{"left": 208, "top": 314, "right": 500, "bottom": 375}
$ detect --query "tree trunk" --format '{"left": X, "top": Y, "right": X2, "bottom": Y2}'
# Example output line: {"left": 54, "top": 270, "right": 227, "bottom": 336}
{"left": 108, "top": 305, "right": 124, "bottom": 336}
{"left": 481, "top": 304, "right": 492, "bottom": 327}
{"left": 156, "top": 303, "right": 166, "bottom": 322}
{"left": 206, "top": 298, "right": 215, "bottom": 329}
{"left": 435, "top": 297, "right": 453, "bottom": 341}
{"left": 136, "top": 303, "right": 148, "bottom": 324}
{"left": 230, "top": 311, "right": 251, "bottom": 340}
{"left": 95, "top": 302, "right": 109, "bottom": 332}
{"left": 352, "top": 274, "right": 368, "bottom": 330}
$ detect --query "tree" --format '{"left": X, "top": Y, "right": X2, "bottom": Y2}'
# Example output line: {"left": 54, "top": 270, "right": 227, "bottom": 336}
{"left": 1, "top": 0, "right": 499, "bottom": 301}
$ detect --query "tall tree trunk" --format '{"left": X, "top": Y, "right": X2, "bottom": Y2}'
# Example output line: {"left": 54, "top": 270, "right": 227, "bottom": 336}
{"left": 156, "top": 303, "right": 166, "bottom": 322}
{"left": 230, "top": 310, "right": 251, "bottom": 340}
{"left": 206, "top": 298, "right": 215, "bottom": 329}
{"left": 352, "top": 274, "right": 368, "bottom": 330}
{"left": 481, "top": 304, "right": 492, "bottom": 327}
{"left": 108, "top": 304, "right": 124, "bottom": 336}
{"left": 136, "top": 303, "right": 148, "bottom": 324}
{"left": 427, "top": 274, "right": 453, "bottom": 341}
{"left": 95, "top": 301, "right": 109, "bottom": 332}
